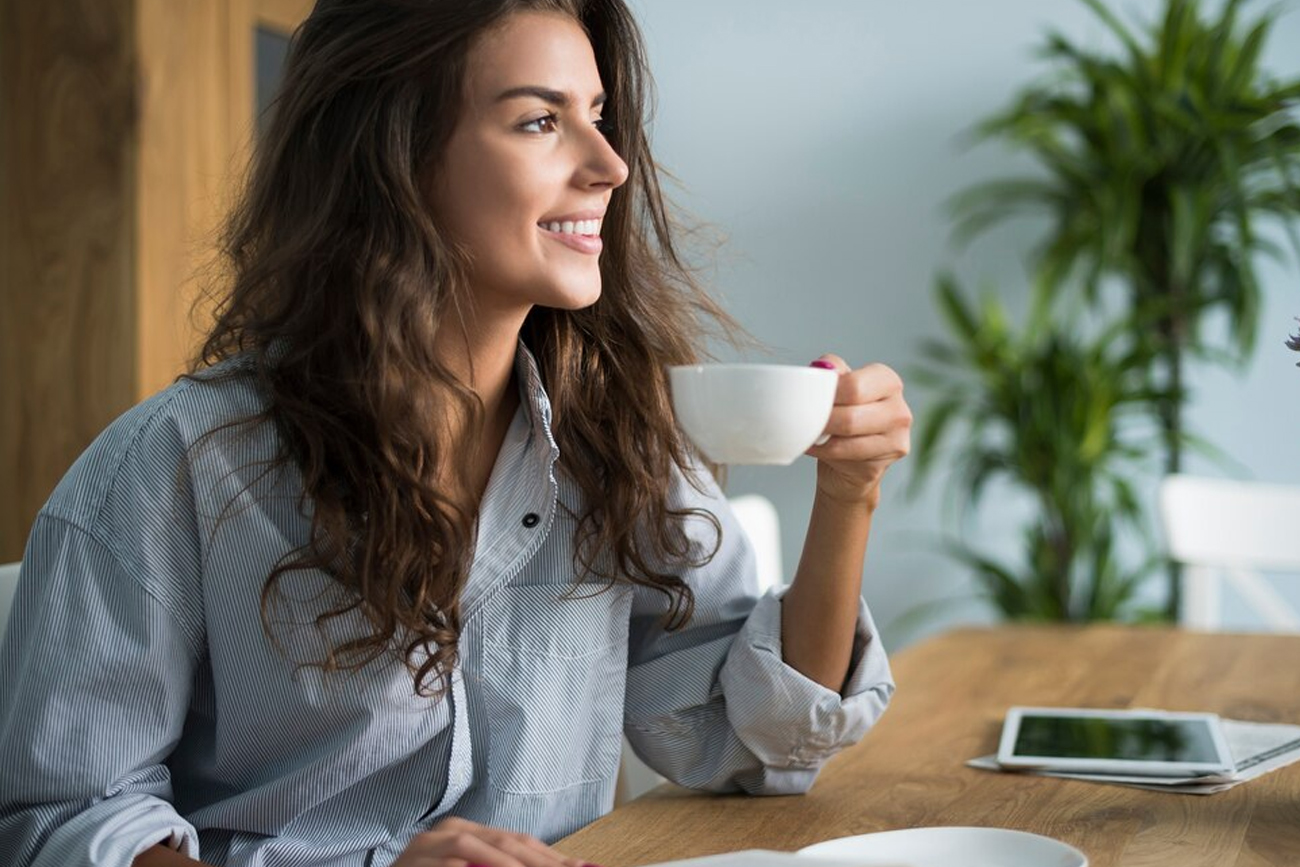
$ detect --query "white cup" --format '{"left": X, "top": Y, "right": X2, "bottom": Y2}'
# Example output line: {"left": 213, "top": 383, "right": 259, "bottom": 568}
{"left": 668, "top": 363, "right": 838, "bottom": 465}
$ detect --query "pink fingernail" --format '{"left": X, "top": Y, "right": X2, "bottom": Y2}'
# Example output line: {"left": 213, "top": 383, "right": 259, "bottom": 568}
{"left": 810, "top": 360, "right": 836, "bottom": 370}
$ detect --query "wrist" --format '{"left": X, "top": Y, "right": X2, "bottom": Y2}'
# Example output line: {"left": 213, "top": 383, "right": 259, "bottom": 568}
{"left": 814, "top": 466, "right": 882, "bottom": 511}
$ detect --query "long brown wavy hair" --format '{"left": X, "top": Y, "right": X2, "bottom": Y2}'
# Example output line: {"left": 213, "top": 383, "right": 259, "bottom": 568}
{"left": 195, "top": 0, "right": 739, "bottom": 696}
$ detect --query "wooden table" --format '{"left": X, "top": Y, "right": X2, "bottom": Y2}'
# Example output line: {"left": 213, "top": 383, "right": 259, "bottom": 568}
{"left": 559, "top": 625, "right": 1300, "bottom": 866}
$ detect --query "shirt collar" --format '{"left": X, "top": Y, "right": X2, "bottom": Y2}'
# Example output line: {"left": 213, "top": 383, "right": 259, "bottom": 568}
{"left": 513, "top": 340, "right": 560, "bottom": 462}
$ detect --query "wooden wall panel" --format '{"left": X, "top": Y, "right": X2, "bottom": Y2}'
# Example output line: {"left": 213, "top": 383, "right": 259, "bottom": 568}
{"left": 258, "top": 0, "right": 315, "bottom": 37}
{"left": 1, "top": 0, "right": 312, "bottom": 561}
{"left": 1, "top": 0, "right": 139, "bottom": 561}
{"left": 134, "top": 0, "right": 312, "bottom": 400}
{"left": 135, "top": 0, "right": 239, "bottom": 399}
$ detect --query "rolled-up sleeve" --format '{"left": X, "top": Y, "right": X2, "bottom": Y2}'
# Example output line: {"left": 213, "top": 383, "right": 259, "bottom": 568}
{"left": 0, "top": 515, "right": 201, "bottom": 867}
{"left": 622, "top": 466, "right": 894, "bottom": 795}
{"left": 717, "top": 589, "right": 892, "bottom": 792}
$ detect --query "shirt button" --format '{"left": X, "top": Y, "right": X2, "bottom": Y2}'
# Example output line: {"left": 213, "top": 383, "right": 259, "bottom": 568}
{"left": 521, "top": 512, "right": 540, "bottom": 528}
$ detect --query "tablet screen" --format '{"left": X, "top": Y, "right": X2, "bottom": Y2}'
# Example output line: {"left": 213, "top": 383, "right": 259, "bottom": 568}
{"left": 1012, "top": 714, "right": 1223, "bottom": 763}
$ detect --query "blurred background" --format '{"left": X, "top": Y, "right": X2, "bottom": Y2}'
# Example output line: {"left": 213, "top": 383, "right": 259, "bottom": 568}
{"left": 627, "top": 0, "right": 1300, "bottom": 646}
{"left": 3, "top": 0, "right": 1298, "bottom": 649}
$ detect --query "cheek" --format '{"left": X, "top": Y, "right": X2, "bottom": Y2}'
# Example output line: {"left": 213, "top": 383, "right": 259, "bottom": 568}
{"left": 459, "top": 167, "right": 548, "bottom": 252}
{"left": 435, "top": 141, "right": 520, "bottom": 241}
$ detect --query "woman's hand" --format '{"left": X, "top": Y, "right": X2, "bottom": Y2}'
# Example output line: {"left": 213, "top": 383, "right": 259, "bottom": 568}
{"left": 805, "top": 355, "right": 912, "bottom": 508}
{"left": 391, "top": 817, "right": 591, "bottom": 867}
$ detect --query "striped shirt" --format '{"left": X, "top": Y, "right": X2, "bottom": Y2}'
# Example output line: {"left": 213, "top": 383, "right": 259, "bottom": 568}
{"left": 0, "top": 345, "right": 894, "bottom": 867}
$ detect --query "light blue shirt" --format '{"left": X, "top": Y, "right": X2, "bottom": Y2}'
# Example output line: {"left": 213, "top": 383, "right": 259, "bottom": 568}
{"left": 0, "top": 346, "right": 894, "bottom": 867}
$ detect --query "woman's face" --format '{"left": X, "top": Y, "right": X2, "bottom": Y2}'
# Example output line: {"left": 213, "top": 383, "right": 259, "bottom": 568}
{"left": 430, "top": 11, "right": 629, "bottom": 319}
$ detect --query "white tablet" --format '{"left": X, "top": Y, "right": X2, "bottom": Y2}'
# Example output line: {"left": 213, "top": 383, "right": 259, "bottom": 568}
{"left": 997, "top": 706, "right": 1235, "bottom": 777}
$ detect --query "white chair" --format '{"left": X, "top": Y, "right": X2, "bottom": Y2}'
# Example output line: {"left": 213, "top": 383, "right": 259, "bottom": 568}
{"left": 616, "top": 494, "right": 785, "bottom": 805}
{"left": 1159, "top": 474, "right": 1300, "bottom": 631}
{"left": 0, "top": 561, "right": 20, "bottom": 645}
{"left": 727, "top": 493, "right": 784, "bottom": 595}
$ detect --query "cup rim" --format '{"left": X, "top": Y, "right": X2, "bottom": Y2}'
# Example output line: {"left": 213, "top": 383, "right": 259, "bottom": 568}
{"left": 666, "top": 363, "right": 837, "bottom": 375}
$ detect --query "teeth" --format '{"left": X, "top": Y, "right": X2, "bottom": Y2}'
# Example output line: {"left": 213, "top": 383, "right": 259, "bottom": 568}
{"left": 541, "top": 219, "right": 600, "bottom": 235}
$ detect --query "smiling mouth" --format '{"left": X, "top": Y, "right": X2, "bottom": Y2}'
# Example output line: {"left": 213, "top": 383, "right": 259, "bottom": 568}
{"left": 537, "top": 218, "right": 601, "bottom": 236}
{"left": 537, "top": 219, "right": 603, "bottom": 254}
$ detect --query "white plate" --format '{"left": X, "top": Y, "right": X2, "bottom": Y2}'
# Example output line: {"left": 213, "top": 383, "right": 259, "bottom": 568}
{"left": 798, "top": 827, "right": 1088, "bottom": 867}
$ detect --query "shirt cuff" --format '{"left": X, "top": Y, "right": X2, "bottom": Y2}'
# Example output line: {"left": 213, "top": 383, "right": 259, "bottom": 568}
{"left": 718, "top": 590, "right": 894, "bottom": 773}
{"left": 29, "top": 794, "right": 199, "bottom": 867}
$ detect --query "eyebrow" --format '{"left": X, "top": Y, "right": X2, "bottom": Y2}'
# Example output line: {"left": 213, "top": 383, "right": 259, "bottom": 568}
{"left": 495, "top": 86, "right": 607, "bottom": 109}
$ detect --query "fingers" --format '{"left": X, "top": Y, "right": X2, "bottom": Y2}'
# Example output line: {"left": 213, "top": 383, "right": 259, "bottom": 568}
{"left": 838, "top": 364, "right": 904, "bottom": 407}
{"left": 502, "top": 831, "right": 585, "bottom": 867}
{"left": 421, "top": 835, "right": 525, "bottom": 867}
{"left": 811, "top": 353, "right": 850, "bottom": 376}
{"left": 400, "top": 817, "right": 588, "bottom": 867}
{"left": 812, "top": 356, "right": 904, "bottom": 403}
{"left": 820, "top": 394, "right": 913, "bottom": 441}
{"left": 808, "top": 429, "right": 911, "bottom": 464}
{"left": 804, "top": 356, "right": 911, "bottom": 473}
{"left": 418, "top": 826, "right": 527, "bottom": 867}
{"left": 809, "top": 356, "right": 908, "bottom": 426}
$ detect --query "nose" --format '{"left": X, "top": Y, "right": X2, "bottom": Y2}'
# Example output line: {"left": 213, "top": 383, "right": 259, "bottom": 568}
{"left": 577, "top": 124, "right": 629, "bottom": 191}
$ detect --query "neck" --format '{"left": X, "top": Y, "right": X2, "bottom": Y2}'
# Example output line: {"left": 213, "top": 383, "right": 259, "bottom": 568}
{"left": 436, "top": 305, "right": 529, "bottom": 419}
{"left": 434, "top": 303, "right": 529, "bottom": 501}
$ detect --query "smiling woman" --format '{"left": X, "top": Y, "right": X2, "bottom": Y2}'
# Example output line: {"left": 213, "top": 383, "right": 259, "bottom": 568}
{"left": 0, "top": 2, "right": 909, "bottom": 867}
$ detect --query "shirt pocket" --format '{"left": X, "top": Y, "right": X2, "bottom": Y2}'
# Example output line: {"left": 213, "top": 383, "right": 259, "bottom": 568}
{"left": 479, "top": 583, "right": 630, "bottom": 795}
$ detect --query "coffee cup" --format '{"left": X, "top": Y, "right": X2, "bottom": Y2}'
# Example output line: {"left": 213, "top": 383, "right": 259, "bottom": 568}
{"left": 667, "top": 363, "right": 838, "bottom": 465}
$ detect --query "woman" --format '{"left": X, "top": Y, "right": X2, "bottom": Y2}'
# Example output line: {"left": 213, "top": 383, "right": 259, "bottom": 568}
{"left": 0, "top": 1, "right": 911, "bottom": 865}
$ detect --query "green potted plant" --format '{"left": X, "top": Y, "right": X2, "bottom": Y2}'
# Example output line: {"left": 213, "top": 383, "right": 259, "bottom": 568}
{"left": 947, "top": 0, "right": 1300, "bottom": 616}
{"left": 912, "top": 276, "right": 1163, "bottom": 622}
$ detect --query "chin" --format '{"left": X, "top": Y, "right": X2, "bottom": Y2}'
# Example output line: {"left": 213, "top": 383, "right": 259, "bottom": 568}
{"left": 538, "top": 276, "right": 603, "bottom": 311}
{"left": 561, "top": 287, "right": 603, "bottom": 310}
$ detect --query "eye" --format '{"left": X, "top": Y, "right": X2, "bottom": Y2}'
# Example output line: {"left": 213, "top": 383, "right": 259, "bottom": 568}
{"left": 519, "top": 113, "right": 559, "bottom": 134}
{"left": 594, "top": 116, "right": 614, "bottom": 136}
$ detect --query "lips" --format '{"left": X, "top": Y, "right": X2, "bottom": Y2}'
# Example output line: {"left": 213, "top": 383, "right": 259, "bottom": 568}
{"left": 539, "top": 218, "right": 600, "bottom": 235}
{"left": 536, "top": 211, "right": 604, "bottom": 254}
{"left": 538, "top": 222, "right": 603, "bottom": 254}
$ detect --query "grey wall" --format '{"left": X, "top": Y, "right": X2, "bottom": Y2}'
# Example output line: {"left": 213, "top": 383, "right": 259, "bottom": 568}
{"left": 628, "top": 0, "right": 1300, "bottom": 647}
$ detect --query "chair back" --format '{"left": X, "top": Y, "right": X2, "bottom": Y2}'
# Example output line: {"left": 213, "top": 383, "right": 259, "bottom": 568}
{"left": 728, "top": 494, "right": 784, "bottom": 594}
{"left": 0, "top": 561, "right": 20, "bottom": 645}
{"left": 1159, "top": 474, "right": 1300, "bottom": 631}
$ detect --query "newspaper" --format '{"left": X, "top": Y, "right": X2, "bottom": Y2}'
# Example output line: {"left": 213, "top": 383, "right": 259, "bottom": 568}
{"left": 967, "top": 718, "right": 1300, "bottom": 794}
